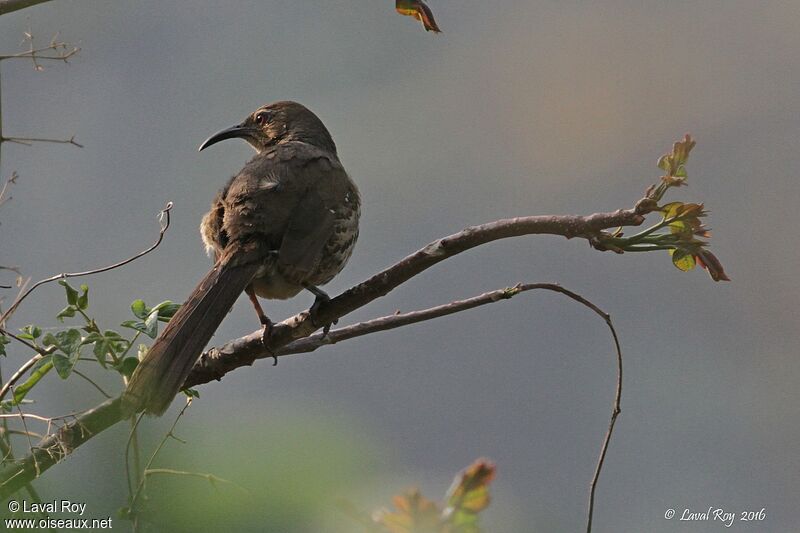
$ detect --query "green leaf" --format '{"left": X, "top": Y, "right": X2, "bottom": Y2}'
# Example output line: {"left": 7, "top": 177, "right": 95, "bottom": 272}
{"left": 121, "top": 318, "right": 158, "bottom": 339}
{"left": 59, "top": 279, "right": 79, "bottom": 305}
{"left": 21, "top": 325, "right": 42, "bottom": 340}
{"left": 77, "top": 284, "right": 89, "bottom": 310}
{"left": 182, "top": 388, "right": 200, "bottom": 398}
{"left": 444, "top": 459, "right": 495, "bottom": 530}
{"left": 13, "top": 357, "right": 53, "bottom": 404}
{"left": 116, "top": 357, "right": 139, "bottom": 378}
{"left": 56, "top": 305, "right": 77, "bottom": 321}
{"left": 83, "top": 330, "right": 127, "bottom": 367}
{"left": 131, "top": 299, "right": 148, "bottom": 319}
{"left": 52, "top": 353, "right": 76, "bottom": 379}
{"left": 144, "top": 310, "right": 159, "bottom": 338}
{"left": 657, "top": 154, "right": 670, "bottom": 172}
{"left": 151, "top": 301, "right": 181, "bottom": 321}
{"left": 670, "top": 248, "right": 697, "bottom": 272}
{"left": 0, "top": 335, "right": 9, "bottom": 357}
{"left": 56, "top": 329, "right": 82, "bottom": 356}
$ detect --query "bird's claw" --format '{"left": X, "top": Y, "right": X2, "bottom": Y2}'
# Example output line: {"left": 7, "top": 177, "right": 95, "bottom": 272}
{"left": 309, "top": 293, "right": 337, "bottom": 338}
{"left": 259, "top": 319, "right": 277, "bottom": 366}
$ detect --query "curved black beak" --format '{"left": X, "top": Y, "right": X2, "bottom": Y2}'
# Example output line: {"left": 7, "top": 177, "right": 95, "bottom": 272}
{"left": 198, "top": 124, "right": 254, "bottom": 151}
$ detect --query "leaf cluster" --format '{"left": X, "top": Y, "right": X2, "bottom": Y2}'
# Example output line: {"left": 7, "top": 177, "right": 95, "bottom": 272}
{"left": 596, "top": 135, "right": 729, "bottom": 281}
{"left": 0, "top": 280, "right": 181, "bottom": 410}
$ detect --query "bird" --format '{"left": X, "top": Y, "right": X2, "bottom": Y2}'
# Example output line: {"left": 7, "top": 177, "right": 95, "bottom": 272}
{"left": 121, "top": 101, "right": 360, "bottom": 416}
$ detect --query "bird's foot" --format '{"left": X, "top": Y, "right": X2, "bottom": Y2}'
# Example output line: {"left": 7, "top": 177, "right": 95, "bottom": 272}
{"left": 259, "top": 318, "right": 277, "bottom": 366}
{"left": 306, "top": 285, "right": 337, "bottom": 337}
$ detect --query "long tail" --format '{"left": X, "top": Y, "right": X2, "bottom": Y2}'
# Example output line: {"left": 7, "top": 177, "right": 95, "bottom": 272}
{"left": 121, "top": 254, "right": 260, "bottom": 416}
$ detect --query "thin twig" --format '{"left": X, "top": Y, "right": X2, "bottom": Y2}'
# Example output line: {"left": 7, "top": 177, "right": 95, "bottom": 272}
{"left": 0, "top": 202, "right": 173, "bottom": 325}
{"left": 72, "top": 369, "right": 111, "bottom": 399}
{"left": 13, "top": 395, "right": 39, "bottom": 477}
{"left": 128, "top": 399, "right": 191, "bottom": 515}
{"left": 2, "top": 135, "right": 82, "bottom": 148}
{"left": 144, "top": 468, "right": 249, "bottom": 494}
{"left": 124, "top": 413, "right": 144, "bottom": 506}
{"left": 1, "top": 428, "right": 43, "bottom": 440}
{"left": 585, "top": 311, "right": 623, "bottom": 533}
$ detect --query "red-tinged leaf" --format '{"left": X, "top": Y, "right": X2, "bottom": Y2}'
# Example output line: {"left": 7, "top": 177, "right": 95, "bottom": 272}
{"left": 672, "top": 134, "right": 696, "bottom": 166}
{"left": 375, "top": 489, "right": 441, "bottom": 533}
{"left": 396, "top": 0, "right": 442, "bottom": 33}
{"left": 695, "top": 249, "right": 730, "bottom": 282}
{"left": 442, "top": 459, "right": 495, "bottom": 531}
{"left": 670, "top": 248, "right": 696, "bottom": 272}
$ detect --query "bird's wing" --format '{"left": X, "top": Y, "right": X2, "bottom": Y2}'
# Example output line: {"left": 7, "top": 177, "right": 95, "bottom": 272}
{"left": 220, "top": 142, "right": 348, "bottom": 281}
{"left": 277, "top": 151, "right": 347, "bottom": 282}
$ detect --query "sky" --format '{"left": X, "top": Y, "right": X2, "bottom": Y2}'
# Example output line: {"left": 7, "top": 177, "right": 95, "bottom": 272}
{"left": 1, "top": 1, "right": 799, "bottom": 531}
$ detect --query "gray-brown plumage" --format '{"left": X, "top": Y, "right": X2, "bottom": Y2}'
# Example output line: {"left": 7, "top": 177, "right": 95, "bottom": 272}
{"left": 122, "top": 101, "right": 360, "bottom": 416}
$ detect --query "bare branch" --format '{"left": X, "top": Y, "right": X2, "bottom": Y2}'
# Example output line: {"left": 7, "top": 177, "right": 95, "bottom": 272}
{"left": 187, "top": 200, "right": 654, "bottom": 385}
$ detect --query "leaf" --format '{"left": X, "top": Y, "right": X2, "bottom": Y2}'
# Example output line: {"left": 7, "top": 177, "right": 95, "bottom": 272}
{"left": 0, "top": 335, "right": 9, "bottom": 357}
{"left": 182, "top": 388, "right": 200, "bottom": 399}
{"left": 656, "top": 154, "right": 670, "bottom": 172}
{"left": 52, "top": 353, "right": 76, "bottom": 379}
{"left": 116, "top": 357, "right": 139, "bottom": 378}
{"left": 41, "top": 329, "right": 83, "bottom": 378}
{"left": 695, "top": 249, "right": 730, "bottom": 282}
{"left": 59, "top": 279, "right": 79, "bottom": 305}
{"left": 396, "top": 0, "right": 442, "bottom": 33}
{"left": 13, "top": 357, "right": 53, "bottom": 404}
{"left": 144, "top": 310, "right": 160, "bottom": 338}
{"left": 84, "top": 330, "right": 128, "bottom": 367}
{"left": 77, "top": 284, "right": 89, "bottom": 310}
{"left": 20, "top": 325, "right": 42, "bottom": 340}
{"left": 670, "top": 248, "right": 696, "bottom": 272}
{"left": 443, "top": 459, "right": 496, "bottom": 530}
{"left": 151, "top": 300, "right": 181, "bottom": 321}
{"left": 122, "top": 316, "right": 159, "bottom": 339}
{"left": 53, "top": 329, "right": 82, "bottom": 356}
{"left": 56, "top": 305, "right": 77, "bottom": 321}
{"left": 130, "top": 299, "right": 148, "bottom": 319}
{"left": 374, "top": 489, "right": 441, "bottom": 533}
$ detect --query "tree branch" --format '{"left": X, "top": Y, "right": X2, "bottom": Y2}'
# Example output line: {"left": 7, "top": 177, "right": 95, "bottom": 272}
{"left": 187, "top": 200, "right": 654, "bottom": 385}
{"left": 0, "top": 188, "right": 644, "bottom": 496}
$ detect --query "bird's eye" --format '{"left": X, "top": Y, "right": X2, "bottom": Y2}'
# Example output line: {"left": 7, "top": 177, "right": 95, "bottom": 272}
{"left": 254, "top": 112, "right": 269, "bottom": 125}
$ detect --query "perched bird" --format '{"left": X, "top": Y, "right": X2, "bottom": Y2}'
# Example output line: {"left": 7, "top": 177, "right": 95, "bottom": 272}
{"left": 122, "top": 101, "right": 360, "bottom": 416}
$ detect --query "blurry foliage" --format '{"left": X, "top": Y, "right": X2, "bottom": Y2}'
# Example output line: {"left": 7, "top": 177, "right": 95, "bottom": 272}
{"left": 343, "top": 459, "right": 496, "bottom": 533}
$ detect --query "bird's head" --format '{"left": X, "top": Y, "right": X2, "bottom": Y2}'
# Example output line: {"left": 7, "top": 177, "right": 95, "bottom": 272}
{"left": 199, "top": 101, "right": 336, "bottom": 154}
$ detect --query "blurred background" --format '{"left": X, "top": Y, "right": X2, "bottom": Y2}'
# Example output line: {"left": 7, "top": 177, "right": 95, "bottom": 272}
{"left": 0, "top": 1, "right": 798, "bottom": 531}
